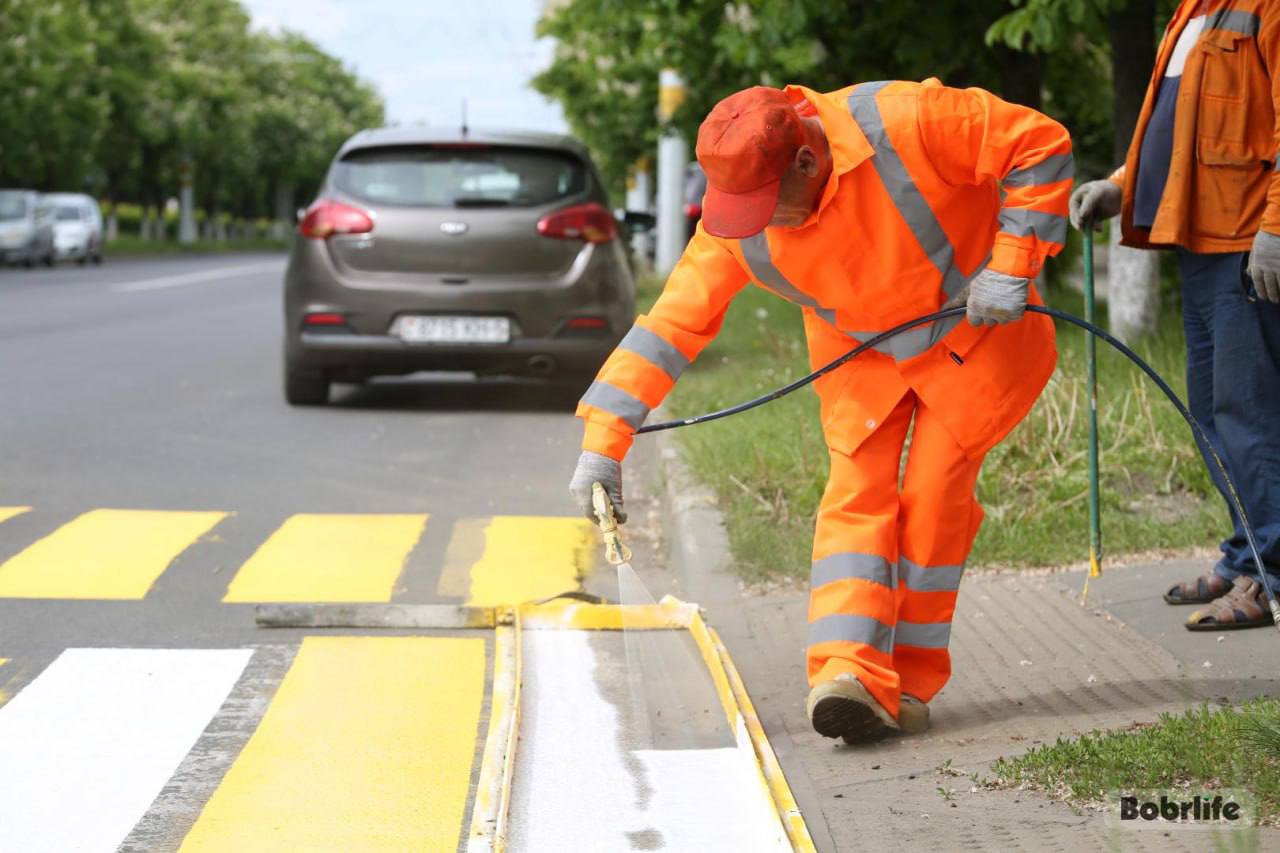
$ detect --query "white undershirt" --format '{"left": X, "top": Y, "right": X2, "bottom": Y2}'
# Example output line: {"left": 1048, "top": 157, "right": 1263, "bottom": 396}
{"left": 1166, "top": 15, "right": 1207, "bottom": 78}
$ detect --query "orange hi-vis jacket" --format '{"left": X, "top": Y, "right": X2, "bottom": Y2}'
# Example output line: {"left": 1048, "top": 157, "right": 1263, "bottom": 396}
{"left": 577, "top": 80, "right": 1072, "bottom": 463}
{"left": 1114, "top": 0, "right": 1280, "bottom": 251}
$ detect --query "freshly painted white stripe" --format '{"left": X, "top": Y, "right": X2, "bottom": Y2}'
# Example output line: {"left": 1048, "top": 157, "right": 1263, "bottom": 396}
{"left": 110, "top": 262, "right": 281, "bottom": 293}
{"left": 0, "top": 648, "right": 252, "bottom": 853}
{"left": 509, "top": 631, "right": 789, "bottom": 851}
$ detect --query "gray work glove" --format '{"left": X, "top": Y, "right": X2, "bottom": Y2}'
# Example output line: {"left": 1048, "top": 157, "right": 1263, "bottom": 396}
{"left": 1246, "top": 230, "right": 1280, "bottom": 303}
{"left": 1069, "top": 180, "right": 1122, "bottom": 231}
{"left": 569, "top": 450, "right": 626, "bottom": 524}
{"left": 966, "top": 268, "right": 1029, "bottom": 326}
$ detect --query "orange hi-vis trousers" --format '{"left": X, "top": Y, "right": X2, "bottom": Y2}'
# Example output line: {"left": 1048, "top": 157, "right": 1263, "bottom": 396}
{"left": 808, "top": 390, "right": 985, "bottom": 722}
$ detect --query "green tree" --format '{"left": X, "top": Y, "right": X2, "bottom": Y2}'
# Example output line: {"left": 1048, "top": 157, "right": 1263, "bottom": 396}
{"left": 0, "top": 1, "right": 109, "bottom": 188}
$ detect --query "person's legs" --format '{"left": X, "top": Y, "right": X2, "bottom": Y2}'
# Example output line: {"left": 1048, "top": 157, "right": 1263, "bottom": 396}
{"left": 894, "top": 396, "right": 986, "bottom": 704}
{"left": 1176, "top": 249, "right": 1255, "bottom": 580}
{"left": 807, "top": 392, "right": 914, "bottom": 721}
{"left": 1203, "top": 250, "right": 1280, "bottom": 585}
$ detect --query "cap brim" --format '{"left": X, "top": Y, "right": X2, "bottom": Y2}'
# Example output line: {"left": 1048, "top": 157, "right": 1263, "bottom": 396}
{"left": 699, "top": 179, "right": 780, "bottom": 239}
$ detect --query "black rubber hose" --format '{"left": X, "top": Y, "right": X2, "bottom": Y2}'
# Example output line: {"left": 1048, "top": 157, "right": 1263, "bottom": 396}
{"left": 636, "top": 305, "right": 1280, "bottom": 629}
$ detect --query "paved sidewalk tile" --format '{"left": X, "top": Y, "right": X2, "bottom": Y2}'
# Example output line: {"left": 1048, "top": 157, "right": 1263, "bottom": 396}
{"left": 724, "top": 570, "right": 1276, "bottom": 852}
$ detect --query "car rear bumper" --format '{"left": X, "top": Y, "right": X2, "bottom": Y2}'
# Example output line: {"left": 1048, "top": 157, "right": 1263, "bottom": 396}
{"left": 292, "top": 330, "right": 620, "bottom": 379}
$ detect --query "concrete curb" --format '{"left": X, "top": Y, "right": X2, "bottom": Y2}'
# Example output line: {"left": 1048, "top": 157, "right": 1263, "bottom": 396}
{"left": 654, "top": 424, "right": 743, "bottom": 616}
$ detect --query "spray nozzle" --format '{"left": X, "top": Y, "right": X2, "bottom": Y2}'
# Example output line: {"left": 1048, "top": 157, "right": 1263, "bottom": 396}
{"left": 592, "top": 481, "right": 632, "bottom": 566}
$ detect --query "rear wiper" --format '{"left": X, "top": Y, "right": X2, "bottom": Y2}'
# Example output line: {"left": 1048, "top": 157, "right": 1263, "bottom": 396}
{"left": 453, "top": 197, "right": 511, "bottom": 208}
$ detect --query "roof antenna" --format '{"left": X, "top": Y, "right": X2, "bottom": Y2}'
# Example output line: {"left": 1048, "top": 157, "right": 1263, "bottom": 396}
{"left": 461, "top": 98, "right": 469, "bottom": 137}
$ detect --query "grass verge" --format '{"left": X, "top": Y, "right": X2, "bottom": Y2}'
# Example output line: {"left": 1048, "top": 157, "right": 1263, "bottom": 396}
{"left": 992, "top": 698, "right": 1280, "bottom": 826}
{"left": 106, "top": 236, "right": 289, "bottom": 255}
{"left": 636, "top": 274, "right": 1227, "bottom": 582}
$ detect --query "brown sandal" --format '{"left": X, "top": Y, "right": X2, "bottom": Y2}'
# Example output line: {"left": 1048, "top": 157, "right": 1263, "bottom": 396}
{"left": 1185, "top": 576, "right": 1274, "bottom": 631}
{"left": 1164, "top": 573, "right": 1232, "bottom": 605}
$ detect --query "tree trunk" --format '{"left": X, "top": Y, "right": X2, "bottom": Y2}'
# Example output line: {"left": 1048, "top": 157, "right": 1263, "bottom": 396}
{"left": 106, "top": 200, "right": 119, "bottom": 243}
{"left": 1106, "top": 0, "right": 1161, "bottom": 343}
{"left": 996, "top": 46, "right": 1043, "bottom": 110}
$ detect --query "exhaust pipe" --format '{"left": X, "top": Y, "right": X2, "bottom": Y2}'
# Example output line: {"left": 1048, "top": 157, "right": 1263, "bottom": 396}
{"left": 527, "top": 355, "right": 556, "bottom": 376}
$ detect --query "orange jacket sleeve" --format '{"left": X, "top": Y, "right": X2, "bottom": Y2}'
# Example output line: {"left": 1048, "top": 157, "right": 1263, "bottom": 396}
{"left": 1259, "top": 6, "right": 1280, "bottom": 235}
{"left": 576, "top": 224, "right": 749, "bottom": 461}
{"left": 917, "top": 84, "right": 1073, "bottom": 278}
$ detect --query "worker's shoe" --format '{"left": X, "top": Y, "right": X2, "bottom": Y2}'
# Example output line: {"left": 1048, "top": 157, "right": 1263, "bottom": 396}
{"left": 897, "top": 694, "right": 930, "bottom": 735}
{"left": 806, "top": 673, "right": 898, "bottom": 744}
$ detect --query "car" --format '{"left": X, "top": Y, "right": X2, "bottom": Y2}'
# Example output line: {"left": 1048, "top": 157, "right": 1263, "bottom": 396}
{"left": 282, "top": 126, "right": 636, "bottom": 405}
{"left": 0, "top": 190, "right": 56, "bottom": 268}
{"left": 684, "top": 162, "right": 707, "bottom": 240}
{"left": 45, "top": 193, "right": 104, "bottom": 264}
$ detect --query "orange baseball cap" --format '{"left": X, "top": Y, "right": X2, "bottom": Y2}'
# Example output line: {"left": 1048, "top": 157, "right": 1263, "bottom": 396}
{"left": 695, "top": 86, "right": 805, "bottom": 239}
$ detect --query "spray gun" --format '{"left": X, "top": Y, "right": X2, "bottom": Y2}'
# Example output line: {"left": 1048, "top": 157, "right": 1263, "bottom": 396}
{"left": 591, "top": 481, "right": 632, "bottom": 566}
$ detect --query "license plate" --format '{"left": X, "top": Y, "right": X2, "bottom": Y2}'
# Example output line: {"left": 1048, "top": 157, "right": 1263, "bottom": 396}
{"left": 395, "top": 315, "right": 511, "bottom": 344}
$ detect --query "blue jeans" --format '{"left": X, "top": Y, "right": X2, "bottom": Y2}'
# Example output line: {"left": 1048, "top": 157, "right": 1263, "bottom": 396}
{"left": 1177, "top": 249, "right": 1280, "bottom": 584}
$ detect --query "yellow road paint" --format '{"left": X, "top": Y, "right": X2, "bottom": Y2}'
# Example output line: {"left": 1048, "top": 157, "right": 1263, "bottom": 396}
{"left": 0, "top": 509, "right": 226, "bottom": 599}
{"left": 223, "top": 514, "right": 427, "bottom": 603}
{"left": 0, "top": 508, "right": 30, "bottom": 526}
{"left": 465, "top": 516, "right": 596, "bottom": 607}
{"left": 0, "top": 659, "right": 7, "bottom": 667}
{"left": 180, "top": 636, "right": 485, "bottom": 852}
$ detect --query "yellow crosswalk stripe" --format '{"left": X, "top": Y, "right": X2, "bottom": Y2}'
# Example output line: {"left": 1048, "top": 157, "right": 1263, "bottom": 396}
{"left": 0, "top": 509, "right": 227, "bottom": 599}
{"left": 223, "top": 514, "right": 428, "bottom": 603}
{"left": 461, "top": 516, "right": 597, "bottom": 606}
{"left": 0, "top": 508, "right": 30, "bottom": 526}
{"left": 179, "top": 636, "right": 485, "bottom": 852}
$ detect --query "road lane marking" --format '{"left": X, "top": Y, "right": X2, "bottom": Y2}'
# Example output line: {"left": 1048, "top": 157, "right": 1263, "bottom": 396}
{"left": 464, "top": 516, "right": 597, "bottom": 607}
{"left": 0, "top": 509, "right": 227, "bottom": 599}
{"left": 0, "top": 507, "right": 29, "bottom": 525}
{"left": 223, "top": 513, "right": 428, "bottom": 603}
{"left": 110, "top": 261, "right": 282, "bottom": 293}
{"left": 179, "top": 636, "right": 485, "bottom": 852}
{"left": 0, "top": 648, "right": 251, "bottom": 853}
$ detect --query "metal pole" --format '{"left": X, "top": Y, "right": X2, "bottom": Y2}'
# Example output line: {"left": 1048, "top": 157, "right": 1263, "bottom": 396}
{"left": 1083, "top": 231, "right": 1103, "bottom": 602}
{"left": 655, "top": 69, "right": 687, "bottom": 277}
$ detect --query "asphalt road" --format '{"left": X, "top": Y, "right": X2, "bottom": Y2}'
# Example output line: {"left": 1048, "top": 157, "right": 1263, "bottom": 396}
{"left": 0, "top": 253, "right": 635, "bottom": 851}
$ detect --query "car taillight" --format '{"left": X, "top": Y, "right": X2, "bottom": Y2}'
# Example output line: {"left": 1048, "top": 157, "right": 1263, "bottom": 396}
{"left": 299, "top": 199, "right": 374, "bottom": 239}
{"left": 303, "top": 312, "right": 348, "bottom": 327}
{"left": 684, "top": 202, "right": 702, "bottom": 220}
{"left": 537, "top": 203, "right": 617, "bottom": 244}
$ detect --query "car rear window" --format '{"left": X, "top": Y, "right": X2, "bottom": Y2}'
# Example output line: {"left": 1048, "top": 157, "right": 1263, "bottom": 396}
{"left": 56, "top": 206, "right": 82, "bottom": 222}
{"left": 0, "top": 193, "right": 27, "bottom": 221}
{"left": 334, "top": 145, "right": 587, "bottom": 208}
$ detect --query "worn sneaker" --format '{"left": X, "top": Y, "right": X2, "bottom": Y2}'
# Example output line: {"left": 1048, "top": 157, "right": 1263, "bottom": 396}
{"left": 897, "top": 694, "right": 930, "bottom": 734}
{"left": 805, "top": 673, "right": 899, "bottom": 744}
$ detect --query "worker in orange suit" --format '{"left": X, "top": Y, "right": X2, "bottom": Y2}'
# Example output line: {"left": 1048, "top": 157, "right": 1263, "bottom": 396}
{"left": 569, "top": 81, "right": 1073, "bottom": 743}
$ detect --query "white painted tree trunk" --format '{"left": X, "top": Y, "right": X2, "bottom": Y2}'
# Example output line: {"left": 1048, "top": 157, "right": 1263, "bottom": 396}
{"left": 106, "top": 210, "right": 119, "bottom": 243}
{"left": 1107, "top": 225, "right": 1161, "bottom": 343}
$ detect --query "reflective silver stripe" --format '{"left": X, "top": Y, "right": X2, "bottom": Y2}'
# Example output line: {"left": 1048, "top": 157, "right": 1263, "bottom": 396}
{"left": 998, "top": 207, "right": 1068, "bottom": 246}
{"left": 894, "top": 620, "right": 951, "bottom": 649}
{"left": 1209, "top": 8, "right": 1259, "bottom": 36}
{"left": 848, "top": 82, "right": 967, "bottom": 300}
{"left": 900, "top": 557, "right": 964, "bottom": 593}
{"left": 811, "top": 553, "right": 893, "bottom": 589}
{"left": 617, "top": 324, "right": 688, "bottom": 380}
{"left": 808, "top": 614, "right": 893, "bottom": 654}
{"left": 740, "top": 233, "right": 839, "bottom": 326}
{"left": 1003, "top": 154, "right": 1075, "bottom": 188}
{"left": 579, "top": 380, "right": 649, "bottom": 429}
